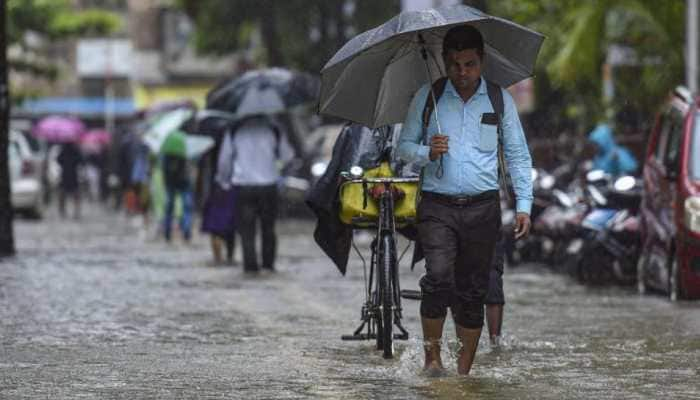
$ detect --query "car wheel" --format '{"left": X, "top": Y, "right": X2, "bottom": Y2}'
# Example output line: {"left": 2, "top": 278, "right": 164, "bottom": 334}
{"left": 636, "top": 251, "right": 649, "bottom": 295}
{"left": 24, "top": 199, "right": 43, "bottom": 220}
{"left": 26, "top": 206, "right": 43, "bottom": 220}
{"left": 669, "top": 256, "right": 685, "bottom": 302}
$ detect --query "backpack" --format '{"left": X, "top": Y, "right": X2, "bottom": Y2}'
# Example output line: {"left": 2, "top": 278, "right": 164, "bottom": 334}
{"left": 228, "top": 115, "right": 283, "bottom": 158}
{"left": 420, "top": 77, "right": 513, "bottom": 201}
{"left": 162, "top": 154, "right": 188, "bottom": 190}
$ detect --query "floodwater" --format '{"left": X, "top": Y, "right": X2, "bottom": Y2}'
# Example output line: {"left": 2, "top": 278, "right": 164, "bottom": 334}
{"left": 1, "top": 206, "right": 699, "bottom": 399}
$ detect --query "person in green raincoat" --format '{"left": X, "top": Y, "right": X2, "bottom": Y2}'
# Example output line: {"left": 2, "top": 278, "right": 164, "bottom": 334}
{"left": 160, "top": 131, "right": 193, "bottom": 242}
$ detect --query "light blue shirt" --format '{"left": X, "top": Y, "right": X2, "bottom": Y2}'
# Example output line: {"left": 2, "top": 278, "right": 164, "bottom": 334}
{"left": 397, "top": 78, "right": 533, "bottom": 214}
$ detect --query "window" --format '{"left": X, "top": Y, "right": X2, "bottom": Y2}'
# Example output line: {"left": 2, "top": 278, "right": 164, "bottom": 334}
{"left": 654, "top": 112, "right": 673, "bottom": 161}
{"left": 663, "top": 108, "right": 685, "bottom": 170}
{"left": 691, "top": 114, "right": 700, "bottom": 180}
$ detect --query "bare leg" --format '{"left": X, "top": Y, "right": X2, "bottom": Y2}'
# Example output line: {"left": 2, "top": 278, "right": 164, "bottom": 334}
{"left": 210, "top": 236, "right": 223, "bottom": 265}
{"left": 421, "top": 317, "right": 446, "bottom": 374}
{"left": 456, "top": 324, "right": 482, "bottom": 375}
{"left": 485, "top": 304, "right": 503, "bottom": 346}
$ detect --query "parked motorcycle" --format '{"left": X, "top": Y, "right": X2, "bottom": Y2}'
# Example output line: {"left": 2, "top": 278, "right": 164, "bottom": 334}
{"left": 569, "top": 172, "right": 642, "bottom": 285}
{"left": 505, "top": 163, "right": 584, "bottom": 268}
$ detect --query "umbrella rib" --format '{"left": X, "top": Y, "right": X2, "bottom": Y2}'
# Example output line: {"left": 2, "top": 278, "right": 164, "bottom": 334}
{"left": 486, "top": 44, "right": 532, "bottom": 77}
{"left": 390, "top": 39, "right": 414, "bottom": 63}
{"left": 387, "top": 42, "right": 418, "bottom": 65}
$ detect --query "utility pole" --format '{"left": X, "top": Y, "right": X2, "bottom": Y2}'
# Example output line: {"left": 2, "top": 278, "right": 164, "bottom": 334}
{"left": 0, "top": 0, "right": 16, "bottom": 257}
{"left": 688, "top": 0, "right": 698, "bottom": 93}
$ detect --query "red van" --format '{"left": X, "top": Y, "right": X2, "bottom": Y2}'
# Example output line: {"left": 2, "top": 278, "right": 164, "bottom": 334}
{"left": 638, "top": 86, "right": 700, "bottom": 300}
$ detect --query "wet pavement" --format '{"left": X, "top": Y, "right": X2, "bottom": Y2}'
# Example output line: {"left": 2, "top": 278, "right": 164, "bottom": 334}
{"left": 1, "top": 205, "right": 700, "bottom": 399}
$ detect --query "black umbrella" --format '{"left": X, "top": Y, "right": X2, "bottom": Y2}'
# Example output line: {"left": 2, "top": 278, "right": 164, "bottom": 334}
{"left": 319, "top": 4, "right": 545, "bottom": 128}
{"left": 206, "top": 68, "right": 320, "bottom": 118}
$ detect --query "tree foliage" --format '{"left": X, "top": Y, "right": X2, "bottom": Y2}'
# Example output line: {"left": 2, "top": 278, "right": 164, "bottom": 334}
{"left": 493, "top": 0, "right": 685, "bottom": 132}
{"left": 178, "top": 0, "right": 401, "bottom": 73}
{"left": 8, "top": 0, "right": 122, "bottom": 79}
{"left": 8, "top": 0, "right": 122, "bottom": 43}
{"left": 181, "top": 0, "right": 686, "bottom": 134}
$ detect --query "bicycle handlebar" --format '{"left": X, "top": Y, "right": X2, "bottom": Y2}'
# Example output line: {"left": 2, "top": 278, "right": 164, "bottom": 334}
{"left": 341, "top": 176, "right": 420, "bottom": 184}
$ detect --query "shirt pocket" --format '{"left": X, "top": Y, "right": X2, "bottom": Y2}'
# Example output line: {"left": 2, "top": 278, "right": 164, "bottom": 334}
{"left": 478, "top": 122, "right": 498, "bottom": 152}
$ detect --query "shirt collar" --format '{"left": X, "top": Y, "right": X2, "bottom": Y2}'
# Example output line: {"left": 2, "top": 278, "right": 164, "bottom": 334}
{"left": 444, "top": 76, "right": 487, "bottom": 99}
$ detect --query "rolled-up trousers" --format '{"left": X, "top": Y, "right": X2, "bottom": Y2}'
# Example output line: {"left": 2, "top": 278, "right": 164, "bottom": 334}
{"left": 417, "top": 191, "right": 501, "bottom": 329}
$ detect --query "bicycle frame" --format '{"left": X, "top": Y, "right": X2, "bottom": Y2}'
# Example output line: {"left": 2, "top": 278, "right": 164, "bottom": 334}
{"left": 341, "top": 176, "right": 418, "bottom": 357}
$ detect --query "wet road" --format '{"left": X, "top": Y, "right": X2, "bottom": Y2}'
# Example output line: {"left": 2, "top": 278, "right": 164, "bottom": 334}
{"left": 1, "top": 206, "right": 700, "bottom": 399}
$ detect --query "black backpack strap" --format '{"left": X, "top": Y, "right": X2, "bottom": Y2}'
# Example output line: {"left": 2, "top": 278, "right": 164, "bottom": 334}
{"left": 485, "top": 79, "right": 504, "bottom": 117}
{"left": 485, "top": 79, "right": 514, "bottom": 203}
{"left": 420, "top": 77, "right": 448, "bottom": 143}
{"left": 270, "top": 120, "right": 281, "bottom": 159}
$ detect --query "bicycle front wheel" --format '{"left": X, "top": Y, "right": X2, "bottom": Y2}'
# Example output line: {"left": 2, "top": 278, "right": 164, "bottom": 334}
{"left": 379, "top": 232, "right": 395, "bottom": 359}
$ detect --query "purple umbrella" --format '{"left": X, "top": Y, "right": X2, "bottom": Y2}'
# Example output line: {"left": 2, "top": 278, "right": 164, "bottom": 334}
{"left": 32, "top": 116, "right": 86, "bottom": 143}
{"left": 79, "top": 129, "right": 112, "bottom": 154}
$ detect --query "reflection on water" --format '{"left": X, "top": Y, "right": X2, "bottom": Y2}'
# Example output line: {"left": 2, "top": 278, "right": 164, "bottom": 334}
{"left": 0, "top": 208, "right": 699, "bottom": 399}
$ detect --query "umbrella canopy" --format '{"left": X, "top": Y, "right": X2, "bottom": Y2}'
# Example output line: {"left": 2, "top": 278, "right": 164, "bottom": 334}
{"left": 79, "top": 129, "right": 112, "bottom": 154}
{"left": 142, "top": 108, "right": 214, "bottom": 159}
{"left": 319, "top": 4, "right": 545, "bottom": 128}
{"left": 32, "top": 115, "right": 86, "bottom": 143}
{"left": 206, "top": 68, "right": 319, "bottom": 119}
{"left": 195, "top": 109, "right": 238, "bottom": 136}
{"left": 142, "top": 108, "right": 194, "bottom": 154}
{"left": 183, "top": 134, "right": 215, "bottom": 159}
{"left": 161, "top": 130, "right": 215, "bottom": 160}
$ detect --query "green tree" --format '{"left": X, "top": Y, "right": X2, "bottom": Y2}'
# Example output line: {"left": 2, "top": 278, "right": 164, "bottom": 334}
{"left": 493, "top": 0, "right": 685, "bottom": 133}
{"left": 178, "top": 0, "right": 401, "bottom": 73}
{"left": 1, "top": 0, "right": 122, "bottom": 257}
{"left": 8, "top": 0, "right": 122, "bottom": 81}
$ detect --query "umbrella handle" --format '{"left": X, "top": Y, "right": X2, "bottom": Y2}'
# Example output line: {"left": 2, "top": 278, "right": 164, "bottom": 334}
{"left": 419, "top": 34, "right": 445, "bottom": 179}
{"left": 418, "top": 34, "right": 443, "bottom": 136}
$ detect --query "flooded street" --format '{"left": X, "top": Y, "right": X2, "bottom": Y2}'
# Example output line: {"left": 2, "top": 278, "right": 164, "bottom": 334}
{"left": 1, "top": 206, "right": 699, "bottom": 399}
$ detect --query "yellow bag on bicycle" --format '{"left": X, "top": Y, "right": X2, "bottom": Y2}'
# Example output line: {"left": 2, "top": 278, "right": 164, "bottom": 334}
{"left": 338, "top": 162, "right": 418, "bottom": 226}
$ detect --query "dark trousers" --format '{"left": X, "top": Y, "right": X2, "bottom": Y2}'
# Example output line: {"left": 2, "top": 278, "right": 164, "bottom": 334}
{"left": 485, "top": 234, "right": 506, "bottom": 305}
{"left": 417, "top": 191, "right": 501, "bottom": 329}
{"left": 222, "top": 234, "right": 236, "bottom": 262}
{"left": 234, "top": 185, "right": 278, "bottom": 271}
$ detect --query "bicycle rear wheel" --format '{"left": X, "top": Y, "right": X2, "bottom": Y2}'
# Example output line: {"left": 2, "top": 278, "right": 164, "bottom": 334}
{"left": 379, "top": 232, "right": 395, "bottom": 359}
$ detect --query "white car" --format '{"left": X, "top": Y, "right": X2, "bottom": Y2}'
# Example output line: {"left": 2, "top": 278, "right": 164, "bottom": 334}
{"left": 9, "top": 130, "right": 43, "bottom": 218}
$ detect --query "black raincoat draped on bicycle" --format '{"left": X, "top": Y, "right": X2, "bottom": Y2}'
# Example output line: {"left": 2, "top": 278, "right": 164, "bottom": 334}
{"left": 305, "top": 123, "right": 420, "bottom": 275}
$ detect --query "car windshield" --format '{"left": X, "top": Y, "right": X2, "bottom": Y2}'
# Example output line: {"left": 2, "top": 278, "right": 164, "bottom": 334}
{"left": 692, "top": 114, "right": 700, "bottom": 181}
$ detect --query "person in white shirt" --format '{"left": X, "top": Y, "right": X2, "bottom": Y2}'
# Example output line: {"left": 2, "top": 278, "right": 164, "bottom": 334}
{"left": 216, "top": 115, "right": 295, "bottom": 273}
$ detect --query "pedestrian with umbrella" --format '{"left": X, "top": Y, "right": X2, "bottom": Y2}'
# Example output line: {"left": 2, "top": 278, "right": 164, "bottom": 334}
{"left": 56, "top": 140, "right": 85, "bottom": 219}
{"left": 211, "top": 68, "right": 315, "bottom": 273}
{"left": 79, "top": 129, "right": 111, "bottom": 202}
{"left": 197, "top": 111, "right": 239, "bottom": 266}
{"left": 32, "top": 115, "right": 86, "bottom": 209}
{"left": 319, "top": 5, "right": 543, "bottom": 375}
{"left": 143, "top": 108, "right": 215, "bottom": 242}
{"left": 33, "top": 116, "right": 87, "bottom": 218}
{"left": 160, "top": 130, "right": 194, "bottom": 243}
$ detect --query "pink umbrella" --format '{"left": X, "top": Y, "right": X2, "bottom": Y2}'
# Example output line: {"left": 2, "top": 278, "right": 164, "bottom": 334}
{"left": 32, "top": 116, "right": 86, "bottom": 143}
{"left": 79, "top": 129, "right": 112, "bottom": 154}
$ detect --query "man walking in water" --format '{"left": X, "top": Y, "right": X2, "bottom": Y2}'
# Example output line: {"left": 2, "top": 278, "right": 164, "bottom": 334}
{"left": 398, "top": 25, "right": 532, "bottom": 375}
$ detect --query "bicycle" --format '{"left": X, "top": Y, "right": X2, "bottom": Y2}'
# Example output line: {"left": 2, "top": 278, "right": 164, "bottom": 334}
{"left": 339, "top": 166, "right": 420, "bottom": 359}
